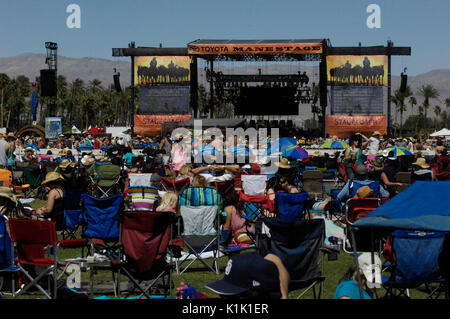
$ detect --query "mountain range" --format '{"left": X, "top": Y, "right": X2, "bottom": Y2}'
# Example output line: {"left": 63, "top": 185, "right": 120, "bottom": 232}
{"left": 1, "top": 53, "right": 449, "bottom": 120}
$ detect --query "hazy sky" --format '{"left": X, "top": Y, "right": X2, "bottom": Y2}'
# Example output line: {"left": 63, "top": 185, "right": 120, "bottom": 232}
{"left": 1, "top": 0, "right": 449, "bottom": 76}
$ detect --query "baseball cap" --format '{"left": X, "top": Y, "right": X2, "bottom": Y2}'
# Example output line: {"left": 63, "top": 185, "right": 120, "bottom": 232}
{"left": 206, "top": 252, "right": 280, "bottom": 295}
{"left": 358, "top": 252, "right": 382, "bottom": 289}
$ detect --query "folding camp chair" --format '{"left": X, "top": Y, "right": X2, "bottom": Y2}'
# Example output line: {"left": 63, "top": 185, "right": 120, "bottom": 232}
{"left": 0, "top": 169, "right": 29, "bottom": 198}
{"left": 128, "top": 186, "right": 160, "bottom": 211}
{"left": 128, "top": 173, "right": 157, "bottom": 188}
{"left": 7, "top": 218, "right": 58, "bottom": 299}
{"left": 62, "top": 190, "right": 84, "bottom": 240}
{"left": 160, "top": 177, "right": 190, "bottom": 195}
{"left": 81, "top": 193, "right": 124, "bottom": 259}
{"left": 91, "top": 163, "right": 123, "bottom": 198}
{"left": 343, "top": 197, "right": 382, "bottom": 253}
{"left": 0, "top": 214, "right": 19, "bottom": 297}
{"left": 213, "top": 180, "right": 234, "bottom": 196}
{"left": 275, "top": 191, "right": 310, "bottom": 222}
{"left": 382, "top": 230, "right": 449, "bottom": 299}
{"left": 255, "top": 217, "right": 332, "bottom": 299}
{"left": 394, "top": 171, "right": 412, "bottom": 192}
{"left": 241, "top": 174, "right": 268, "bottom": 196}
{"left": 23, "top": 164, "right": 44, "bottom": 198}
{"left": 302, "top": 170, "right": 324, "bottom": 199}
{"left": 176, "top": 186, "right": 222, "bottom": 275}
{"left": 113, "top": 211, "right": 177, "bottom": 299}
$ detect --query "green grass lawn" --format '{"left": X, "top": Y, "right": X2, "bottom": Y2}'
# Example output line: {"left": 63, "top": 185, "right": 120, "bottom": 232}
{"left": 2, "top": 199, "right": 443, "bottom": 300}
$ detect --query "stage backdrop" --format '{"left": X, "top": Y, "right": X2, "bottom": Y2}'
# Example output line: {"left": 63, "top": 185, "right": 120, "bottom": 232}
{"left": 327, "top": 55, "right": 387, "bottom": 115}
{"left": 134, "top": 56, "right": 191, "bottom": 115}
{"left": 326, "top": 115, "right": 387, "bottom": 138}
{"left": 134, "top": 114, "right": 192, "bottom": 137}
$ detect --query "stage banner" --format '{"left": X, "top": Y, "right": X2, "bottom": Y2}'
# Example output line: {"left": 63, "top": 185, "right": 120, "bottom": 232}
{"left": 326, "top": 115, "right": 387, "bottom": 138}
{"left": 327, "top": 55, "right": 387, "bottom": 86}
{"left": 134, "top": 114, "right": 192, "bottom": 137}
{"left": 45, "top": 117, "right": 62, "bottom": 140}
{"left": 188, "top": 43, "right": 323, "bottom": 55}
{"left": 134, "top": 56, "right": 190, "bottom": 86}
{"left": 330, "top": 86, "right": 384, "bottom": 114}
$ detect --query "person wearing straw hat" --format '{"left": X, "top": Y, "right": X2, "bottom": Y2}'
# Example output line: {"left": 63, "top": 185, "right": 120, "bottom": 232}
{"left": 35, "top": 172, "right": 65, "bottom": 229}
{"left": 412, "top": 157, "right": 435, "bottom": 181}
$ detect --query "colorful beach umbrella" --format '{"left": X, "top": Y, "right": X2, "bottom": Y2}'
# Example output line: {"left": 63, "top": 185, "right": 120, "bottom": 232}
{"left": 265, "top": 137, "right": 298, "bottom": 155}
{"left": 319, "top": 140, "right": 349, "bottom": 149}
{"left": 379, "top": 146, "right": 412, "bottom": 157}
{"left": 228, "top": 145, "right": 251, "bottom": 157}
{"left": 282, "top": 146, "right": 309, "bottom": 159}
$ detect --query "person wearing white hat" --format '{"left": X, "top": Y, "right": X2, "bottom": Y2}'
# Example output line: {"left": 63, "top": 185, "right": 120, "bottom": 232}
{"left": 21, "top": 147, "right": 36, "bottom": 163}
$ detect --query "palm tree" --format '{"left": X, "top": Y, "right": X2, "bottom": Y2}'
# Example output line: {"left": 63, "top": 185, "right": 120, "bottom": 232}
{"left": 434, "top": 105, "right": 442, "bottom": 130}
{"left": 0, "top": 73, "right": 10, "bottom": 127}
{"left": 418, "top": 85, "right": 439, "bottom": 129}
{"left": 68, "top": 79, "right": 84, "bottom": 131}
{"left": 409, "top": 96, "right": 417, "bottom": 116}
{"left": 445, "top": 98, "right": 450, "bottom": 128}
{"left": 391, "top": 86, "right": 412, "bottom": 136}
{"left": 56, "top": 75, "right": 68, "bottom": 118}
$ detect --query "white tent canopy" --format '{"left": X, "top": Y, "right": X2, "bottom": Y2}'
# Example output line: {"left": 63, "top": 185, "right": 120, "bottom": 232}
{"left": 430, "top": 128, "right": 450, "bottom": 137}
{"left": 71, "top": 125, "right": 81, "bottom": 134}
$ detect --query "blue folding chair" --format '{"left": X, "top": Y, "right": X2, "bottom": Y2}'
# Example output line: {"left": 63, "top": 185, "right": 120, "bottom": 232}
{"left": 275, "top": 191, "right": 309, "bottom": 222}
{"left": 0, "top": 214, "right": 19, "bottom": 297}
{"left": 81, "top": 193, "right": 124, "bottom": 258}
{"left": 62, "top": 190, "right": 83, "bottom": 240}
{"left": 383, "top": 230, "right": 449, "bottom": 299}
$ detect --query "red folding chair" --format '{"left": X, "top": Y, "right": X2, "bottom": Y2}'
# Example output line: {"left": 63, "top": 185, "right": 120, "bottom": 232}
{"left": 160, "top": 177, "right": 190, "bottom": 195}
{"left": 8, "top": 218, "right": 59, "bottom": 299}
{"left": 343, "top": 197, "right": 381, "bottom": 253}
{"left": 213, "top": 180, "right": 234, "bottom": 196}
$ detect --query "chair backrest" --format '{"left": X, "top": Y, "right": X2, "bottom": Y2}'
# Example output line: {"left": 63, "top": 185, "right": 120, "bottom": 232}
{"left": 346, "top": 197, "right": 380, "bottom": 225}
{"left": 238, "top": 192, "right": 274, "bottom": 212}
{"left": 161, "top": 177, "right": 190, "bottom": 194}
{"left": 0, "top": 214, "right": 12, "bottom": 269}
{"left": 241, "top": 174, "right": 268, "bottom": 196}
{"left": 258, "top": 218, "right": 325, "bottom": 281}
{"left": 302, "top": 170, "right": 323, "bottom": 195}
{"left": 128, "top": 186, "right": 160, "bottom": 211}
{"left": 81, "top": 193, "right": 123, "bottom": 239}
{"left": 389, "top": 230, "right": 447, "bottom": 284}
{"left": 8, "top": 218, "right": 57, "bottom": 263}
{"left": 0, "top": 169, "right": 12, "bottom": 187}
{"left": 179, "top": 205, "right": 220, "bottom": 236}
{"left": 394, "top": 171, "right": 412, "bottom": 184}
{"left": 275, "top": 192, "right": 309, "bottom": 222}
{"left": 128, "top": 173, "right": 154, "bottom": 187}
{"left": 213, "top": 180, "right": 234, "bottom": 196}
{"left": 24, "top": 165, "right": 42, "bottom": 186}
{"left": 348, "top": 180, "right": 381, "bottom": 198}
{"left": 178, "top": 186, "right": 222, "bottom": 207}
{"left": 121, "top": 211, "right": 173, "bottom": 273}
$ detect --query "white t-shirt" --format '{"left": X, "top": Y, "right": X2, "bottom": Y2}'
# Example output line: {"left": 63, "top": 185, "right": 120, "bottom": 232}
{"left": 368, "top": 137, "right": 380, "bottom": 155}
{"left": 200, "top": 172, "right": 234, "bottom": 183}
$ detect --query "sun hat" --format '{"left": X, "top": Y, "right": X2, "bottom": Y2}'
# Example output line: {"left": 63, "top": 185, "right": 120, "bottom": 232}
{"left": 358, "top": 252, "right": 382, "bottom": 289}
{"left": 412, "top": 157, "right": 430, "bottom": 169}
{"left": 372, "top": 158, "right": 384, "bottom": 171}
{"left": 81, "top": 155, "right": 95, "bottom": 166}
{"left": 313, "top": 150, "right": 321, "bottom": 157}
{"left": 0, "top": 187, "right": 17, "bottom": 204}
{"left": 58, "top": 149, "right": 67, "bottom": 156}
{"left": 206, "top": 252, "right": 280, "bottom": 295}
{"left": 275, "top": 158, "right": 291, "bottom": 169}
{"left": 372, "top": 131, "right": 381, "bottom": 137}
{"left": 355, "top": 186, "right": 375, "bottom": 199}
{"left": 25, "top": 147, "right": 34, "bottom": 152}
{"left": 7, "top": 132, "right": 15, "bottom": 139}
{"left": 59, "top": 159, "right": 75, "bottom": 169}
{"left": 41, "top": 171, "right": 65, "bottom": 186}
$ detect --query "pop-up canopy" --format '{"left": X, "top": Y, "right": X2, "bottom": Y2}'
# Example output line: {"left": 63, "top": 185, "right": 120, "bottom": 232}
{"left": 353, "top": 181, "right": 450, "bottom": 232}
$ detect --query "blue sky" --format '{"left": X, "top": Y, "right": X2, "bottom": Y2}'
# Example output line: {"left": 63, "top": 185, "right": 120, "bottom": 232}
{"left": 1, "top": 0, "right": 449, "bottom": 76}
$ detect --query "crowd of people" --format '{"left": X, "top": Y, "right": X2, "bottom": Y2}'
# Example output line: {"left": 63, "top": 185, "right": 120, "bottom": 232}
{"left": 0, "top": 127, "right": 449, "bottom": 299}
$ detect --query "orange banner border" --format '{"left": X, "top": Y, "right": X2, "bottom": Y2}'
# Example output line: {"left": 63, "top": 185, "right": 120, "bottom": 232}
{"left": 188, "top": 43, "right": 323, "bottom": 55}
